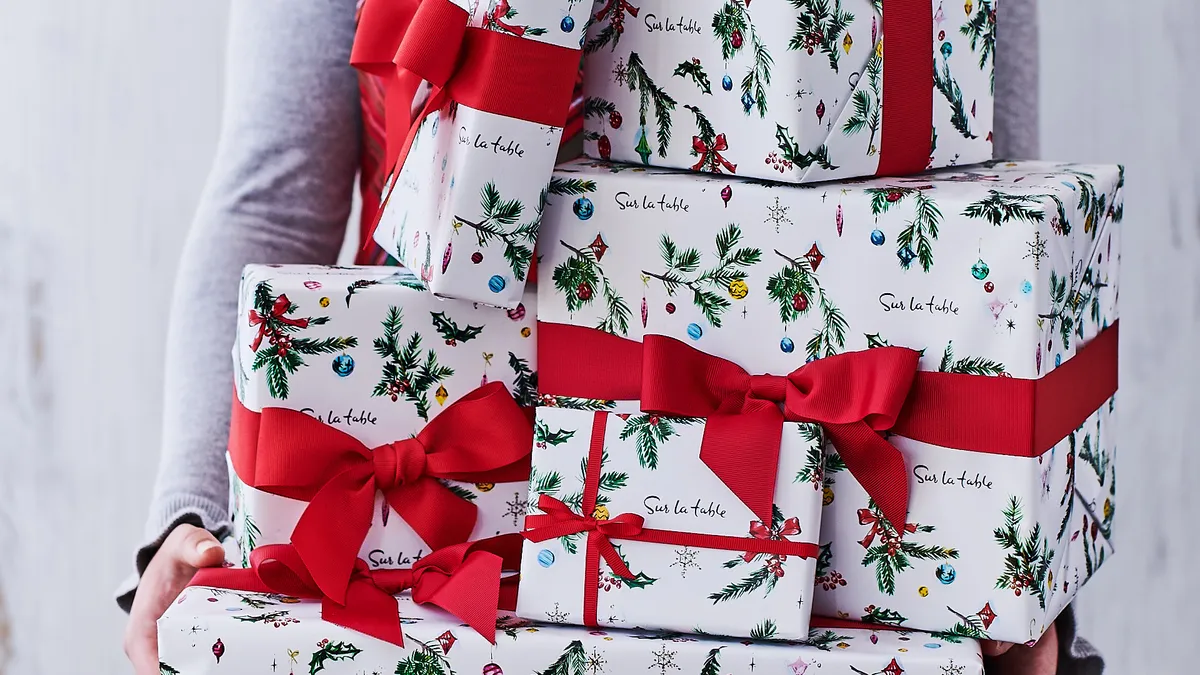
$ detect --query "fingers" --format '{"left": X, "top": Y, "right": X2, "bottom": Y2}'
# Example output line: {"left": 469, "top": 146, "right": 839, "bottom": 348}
{"left": 170, "top": 524, "right": 225, "bottom": 570}
{"left": 980, "top": 641, "right": 1015, "bottom": 657}
{"left": 983, "top": 623, "right": 1059, "bottom": 675}
{"left": 124, "top": 612, "right": 159, "bottom": 675}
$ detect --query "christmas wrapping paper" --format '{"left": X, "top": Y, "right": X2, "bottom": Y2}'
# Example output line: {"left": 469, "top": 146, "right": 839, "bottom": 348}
{"left": 580, "top": 0, "right": 995, "bottom": 183}
{"left": 517, "top": 407, "right": 824, "bottom": 639}
{"left": 536, "top": 158, "right": 1123, "bottom": 642}
{"left": 160, "top": 587, "right": 983, "bottom": 675}
{"left": 231, "top": 265, "right": 538, "bottom": 570}
{"left": 370, "top": 0, "right": 594, "bottom": 309}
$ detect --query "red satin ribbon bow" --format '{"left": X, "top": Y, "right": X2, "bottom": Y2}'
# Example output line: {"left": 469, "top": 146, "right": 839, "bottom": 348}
{"left": 690, "top": 134, "right": 738, "bottom": 174}
{"left": 228, "top": 381, "right": 532, "bottom": 602}
{"left": 351, "top": 0, "right": 579, "bottom": 236}
{"left": 523, "top": 412, "right": 819, "bottom": 626}
{"left": 191, "top": 536, "right": 521, "bottom": 646}
{"left": 248, "top": 295, "right": 308, "bottom": 351}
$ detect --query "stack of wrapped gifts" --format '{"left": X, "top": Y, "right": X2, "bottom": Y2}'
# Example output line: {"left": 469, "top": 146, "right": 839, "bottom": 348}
{"left": 160, "top": 1, "right": 1121, "bottom": 673}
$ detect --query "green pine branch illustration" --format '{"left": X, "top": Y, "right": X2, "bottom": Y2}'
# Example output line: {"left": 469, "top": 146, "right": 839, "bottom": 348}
{"left": 548, "top": 176, "right": 600, "bottom": 197}
{"left": 233, "top": 610, "right": 291, "bottom": 624}
{"left": 1059, "top": 430, "right": 1080, "bottom": 540}
{"left": 625, "top": 52, "right": 677, "bottom": 159}
{"left": 709, "top": 505, "right": 793, "bottom": 603}
{"left": 308, "top": 640, "right": 362, "bottom": 675}
{"left": 619, "top": 414, "right": 700, "bottom": 469}
{"left": 750, "top": 620, "right": 778, "bottom": 640}
{"left": 453, "top": 182, "right": 537, "bottom": 282}
{"left": 508, "top": 352, "right": 538, "bottom": 408}
{"left": 394, "top": 635, "right": 453, "bottom": 675}
{"left": 767, "top": 249, "right": 848, "bottom": 358}
{"left": 938, "top": 342, "right": 1006, "bottom": 375}
{"left": 930, "top": 605, "right": 995, "bottom": 642}
{"left": 536, "top": 640, "right": 587, "bottom": 675}
{"left": 805, "top": 629, "right": 853, "bottom": 651}
{"left": 1078, "top": 429, "right": 1109, "bottom": 487}
{"left": 585, "top": 0, "right": 640, "bottom": 53}
{"left": 673, "top": 59, "right": 713, "bottom": 95}
{"left": 644, "top": 224, "right": 763, "bottom": 328}
{"left": 961, "top": 0, "right": 997, "bottom": 93}
{"left": 934, "top": 58, "right": 976, "bottom": 139}
{"left": 535, "top": 420, "right": 577, "bottom": 448}
{"left": 859, "top": 500, "right": 958, "bottom": 595}
{"left": 796, "top": 427, "right": 846, "bottom": 489}
{"left": 842, "top": 46, "right": 881, "bottom": 155}
{"left": 787, "top": 0, "right": 855, "bottom": 72}
{"left": 712, "top": 1, "right": 773, "bottom": 117}
{"left": 553, "top": 238, "right": 631, "bottom": 336}
{"left": 159, "top": 664, "right": 181, "bottom": 675}
{"left": 440, "top": 480, "right": 477, "bottom": 502}
{"left": 700, "top": 647, "right": 724, "bottom": 675}
{"left": 545, "top": 396, "right": 617, "bottom": 411}
{"left": 249, "top": 282, "right": 354, "bottom": 400}
{"left": 1039, "top": 271, "right": 1076, "bottom": 351}
{"left": 775, "top": 124, "right": 838, "bottom": 171}
{"left": 861, "top": 605, "right": 908, "bottom": 626}
{"left": 531, "top": 466, "right": 564, "bottom": 497}
{"left": 994, "top": 496, "right": 1053, "bottom": 609}
{"left": 563, "top": 450, "right": 629, "bottom": 512}
{"left": 371, "top": 307, "right": 454, "bottom": 421}
{"left": 582, "top": 97, "right": 617, "bottom": 143}
{"left": 240, "top": 510, "right": 261, "bottom": 568}
{"left": 865, "top": 187, "right": 944, "bottom": 272}
{"left": 962, "top": 190, "right": 1047, "bottom": 226}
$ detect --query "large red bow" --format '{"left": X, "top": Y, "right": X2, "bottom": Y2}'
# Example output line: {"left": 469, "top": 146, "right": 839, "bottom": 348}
{"left": 351, "top": 0, "right": 578, "bottom": 235}
{"left": 229, "top": 381, "right": 532, "bottom": 602}
{"left": 247, "top": 295, "right": 308, "bottom": 351}
{"left": 690, "top": 134, "right": 738, "bottom": 174}
{"left": 191, "top": 536, "right": 520, "bottom": 646}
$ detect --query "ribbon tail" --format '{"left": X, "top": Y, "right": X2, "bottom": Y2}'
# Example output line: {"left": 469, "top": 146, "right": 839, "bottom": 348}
{"left": 827, "top": 422, "right": 910, "bottom": 536}
{"left": 292, "top": 470, "right": 377, "bottom": 603}
{"left": 593, "top": 534, "right": 633, "bottom": 579}
{"left": 389, "top": 477, "right": 478, "bottom": 552}
{"left": 324, "top": 581, "right": 405, "bottom": 647}
{"left": 418, "top": 552, "right": 503, "bottom": 643}
{"left": 698, "top": 412, "right": 782, "bottom": 524}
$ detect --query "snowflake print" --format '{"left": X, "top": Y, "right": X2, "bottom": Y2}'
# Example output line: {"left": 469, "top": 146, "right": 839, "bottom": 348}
{"left": 546, "top": 603, "right": 570, "bottom": 623}
{"left": 1025, "top": 231, "right": 1048, "bottom": 269}
{"left": 669, "top": 547, "right": 702, "bottom": 578}
{"left": 612, "top": 57, "right": 629, "bottom": 84}
{"left": 765, "top": 197, "right": 793, "bottom": 233}
{"left": 940, "top": 660, "right": 966, "bottom": 675}
{"left": 586, "top": 647, "right": 608, "bottom": 675}
{"left": 649, "top": 645, "right": 680, "bottom": 675}
{"left": 503, "top": 492, "right": 528, "bottom": 526}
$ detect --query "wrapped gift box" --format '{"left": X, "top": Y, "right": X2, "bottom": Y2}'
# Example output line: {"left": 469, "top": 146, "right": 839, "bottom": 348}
{"left": 231, "top": 265, "right": 538, "bottom": 581}
{"left": 535, "top": 158, "right": 1122, "bottom": 642}
{"left": 581, "top": 0, "right": 995, "bottom": 183}
{"left": 517, "top": 407, "right": 824, "bottom": 639}
{"left": 160, "top": 587, "right": 983, "bottom": 675}
{"left": 369, "top": 0, "right": 594, "bottom": 308}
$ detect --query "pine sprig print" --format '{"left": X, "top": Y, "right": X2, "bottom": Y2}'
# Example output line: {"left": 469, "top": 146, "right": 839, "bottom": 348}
{"left": 712, "top": 2, "right": 774, "bottom": 117}
{"left": 553, "top": 238, "right": 632, "bottom": 336}
{"left": 619, "top": 414, "right": 700, "bottom": 469}
{"left": 308, "top": 640, "right": 362, "bottom": 675}
{"left": 750, "top": 619, "right": 778, "bottom": 640}
{"left": 934, "top": 59, "right": 976, "bottom": 139}
{"left": 842, "top": 45, "right": 882, "bottom": 155}
{"left": 700, "top": 647, "right": 724, "bottom": 675}
{"left": 805, "top": 629, "right": 853, "bottom": 650}
{"left": 994, "top": 496, "right": 1053, "bottom": 609}
{"left": 394, "top": 636, "right": 453, "bottom": 675}
{"left": 673, "top": 59, "right": 713, "bottom": 95}
{"left": 159, "top": 664, "right": 181, "bottom": 675}
{"left": 545, "top": 396, "right": 617, "bottom": 411}
{"left": 531, "top": 467, "right": 564, "bottom": 496}
{"left": 508, "top": 352, "right": 538, "bottom": 408}
{"left": 858, "top": 500, "right": 958, "bottom": 595}
{"left": 962, "top": 190, "right": 1046, "bottom": 226}
{"left": 931, "top": 605, "right": 996, "bottom": 642}
{"left": 240, "top": 510, "right": 261, "bottom": 568}
{"left": 585, "top": 0, "right": 640, "bottom": 53}
{"left": 625, "top": 52, "right": 677, "bottom": 159}
{"left": 766, "top": 249, "right": 848, "bottom": 359}
{"left": 1078, "top": 430, "right": 1109, "bottom": 487}
{"left": 371, "top": 307, "right": 454, "bottom": 421}
{"left": 453, "top": 182, "right": 537, "bottom": 282}
{"left": 787, "top": 0, "right": 855, "bottom": 72}
{"left": 249, "top": 282, "right": 355, "bottom": 400}
{"left": 644, "top": 224, "right": 763, "bottom": 328}
{"left": 866, "top": 187, "right": 944, "bottom": 272}
{"left": 709, "top": 564, "right": 775, "bottom": 603}
{"left": 709, "top": 505, "right": 799, "bottom": 603}
{"left": 775, "top": 125, "right": 838, "bottom": 171}
{"left": 562, "top": 450, "right": 629, "bottom": 512}
{"left": 961, "top": 0, "right": 998, "bottom": 93}
{"left": 536, "top": 640, "right": 587, "bottom": 675}
{"left": 233, "top": 610, "right": 291, "bottom": 624}
{"left": 549, "top": 176, "right": 600, "bottom": 197}
{"left": 938, "top": 342, "right": 1006, "bottom": 375}
{"left": 1040, "top": 271, "right": 1075, "bottom": 351}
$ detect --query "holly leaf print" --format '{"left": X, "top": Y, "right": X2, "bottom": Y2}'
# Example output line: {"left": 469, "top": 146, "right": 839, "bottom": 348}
{"left": 430, "top": 311, "right": 484, "bottom": 345}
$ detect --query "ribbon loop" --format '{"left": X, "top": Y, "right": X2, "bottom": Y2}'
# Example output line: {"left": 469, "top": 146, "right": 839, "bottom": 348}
{"left": 371, "top": 439, "right": 427, "bottom": 492}
{"left": 748, "top": 374, "right": 789, "bottom": 404}
{"left": 393, "top": 0, "right": 469, "bottom": 88}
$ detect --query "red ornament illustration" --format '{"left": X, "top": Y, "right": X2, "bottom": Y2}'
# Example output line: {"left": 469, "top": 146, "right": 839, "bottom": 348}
{"left": 721, "top": 185, "right": 733, "bottom": 206}
{"left": 836, "top": 204, "right": 844, "bottom": 236}
{"left": 598, "top": 134, "right": 612, "bottom": 160}
{"left": 665, "top": 302, "right": 676, "bottom": 314}
{"left": 804, "top": 243, "right": 825, "bottom": 271}
{"left": 731, "top": 29, "right": 744, "bottom": 48}
{"left": 212, "top": 638, "right": 225, "bottom": 663}
{"left": 577, "top": 282, "right": 594, "bottom": 301}
{"left": 589, "top": 234, "right": 609, "bottom": 260}
{"left": 442, "top": 242, "right": 453, "bottom": 274}
{"left": 471, "top": 251, "right": 484, "bottom": 264}
{"left": 437, "top": 630, "right": 457, "bottom": 653}
{"left": 609, "top": 110, "right": 623, "bottom": 129}
{"left": 816, "top": 100, "right": 826, "bottom": 123}
{"left": 976, "top": 602, "right": 998, "bottom": 629}
{"left": 792, "top": 292, "right": 809, "bottom": 312}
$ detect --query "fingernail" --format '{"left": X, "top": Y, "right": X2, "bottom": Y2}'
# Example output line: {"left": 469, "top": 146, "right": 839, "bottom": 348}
{"left": 197, "top": 540, "right": 221, "bottom": 554}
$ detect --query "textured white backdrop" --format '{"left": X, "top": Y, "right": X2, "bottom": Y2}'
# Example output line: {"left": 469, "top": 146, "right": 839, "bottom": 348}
{"left": 0, "top": 2, "right": 1192, "bottom": 673}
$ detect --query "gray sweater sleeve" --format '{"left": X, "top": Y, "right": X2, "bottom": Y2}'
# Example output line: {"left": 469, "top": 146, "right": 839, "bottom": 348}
{"left": 115, "top": 0, "right": 361, "bottom": 610}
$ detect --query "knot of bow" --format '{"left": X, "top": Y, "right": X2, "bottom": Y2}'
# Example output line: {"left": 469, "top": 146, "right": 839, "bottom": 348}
{"left": 247, "top": 295, "right": 309, "bottom": 351}
{"left": 690, "top": 134, "right": 738, "bottom": 174}
{"left": 523, "top": 495, "right": 645, "bottom": 578}
{"left": 229, "top": 382, "right": 532, "bottom": 602}
{"left": 191, "top": 536, "right": 521, "bottom": 646}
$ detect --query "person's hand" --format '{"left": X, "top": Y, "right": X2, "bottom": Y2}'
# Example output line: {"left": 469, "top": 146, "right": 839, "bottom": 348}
{"left": 124, "top": 524, "right": 226, "bottom": 675}
{"left": 981, "top": 621, "right": 1058, "bottom": 675}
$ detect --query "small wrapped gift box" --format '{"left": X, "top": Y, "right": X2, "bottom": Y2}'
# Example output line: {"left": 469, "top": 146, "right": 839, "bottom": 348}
{"left": 580, "top": 0, "right": 995, "bottom": 183}
{"left": 354, "top": 0, "right": 592, "bottom": 307}
{"left": 231, "top": 265, "right": 537, "bottom": 598}
{"left": 517, "top": 407, "right": 824, "bottom": 639}
{"left": 161, "top": 579, "right": 983, "bottom": 675}
{"left": 534, "top": 158, "right": 1122, "bottom": 642}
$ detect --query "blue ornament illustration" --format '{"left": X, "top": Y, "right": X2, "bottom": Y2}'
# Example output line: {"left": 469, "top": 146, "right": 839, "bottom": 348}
{"left": 898, "top": 246, "right": 916, "bottom": 266}
{"left": 870, "top": 229, "right": 886, "bottom": 246}
{"left": 936, "top": 563, "right": 956, "bottom": 584}
{"left": 741, "top": 91, "right": 755, "bottom": 113}
{"left": 573, "top": 197, "right": 595, "bottom": 220}
{"left": 924, "top": 643, "right": 943, "bottom": 649}
{"left": 941, "top": 42, "right": 953, "bottom": 59}
{"left": 537, "top": 549, "right": 555, "bottom": 568}
{"left": 332, "top": 354, "right": 355, "bottom": 377}
{"left": 561, "top": 15, "right": 575, "bottom": 32}
{"left": 971, "top": 258, "right": 990, "bottom": 280}
{"left": 1055, "top": 353, "right": 1062, "bottom": 367}
{"left": 686, "top": 323, "right": 703, "bottom": 340}
{"left": 780, "top": 337, "right": 795, "bottom": 353}
{"left": 488, "top": 275, "right": 507, "bottom": 293}
{"left": 722, "top": 74, "right": 733, "bottom": 91}
{"left": 1022, "top": 280, "right": 1033, "bottom": 294}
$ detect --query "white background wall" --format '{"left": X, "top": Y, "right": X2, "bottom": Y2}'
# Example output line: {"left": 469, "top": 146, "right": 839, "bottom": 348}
{"left": 0, "top": 2, "right": 1193, "bottom": 673}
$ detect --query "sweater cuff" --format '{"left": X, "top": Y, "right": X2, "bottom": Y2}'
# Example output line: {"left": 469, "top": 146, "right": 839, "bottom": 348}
{"left": 1055, "top": 605, "right": 1105, "bottom": 675}
{"left": 115, "top": 495, "right": 232, "bottom": 613}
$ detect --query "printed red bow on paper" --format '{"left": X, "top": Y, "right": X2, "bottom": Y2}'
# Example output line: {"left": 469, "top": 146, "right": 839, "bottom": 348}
{"left": 690, "top": 134, "right": 738, "bottom": 174}
{"left": 247, "top": 295, "right": 308, "bottom": 351}
{"left": 857, "top": 508, "right": 917, "bottom": 549}
{"left": 191, "top": 536, "right": 520, "bottom": 646}
{"left": 228, "top": 382, "right": 532, "bottom": 602}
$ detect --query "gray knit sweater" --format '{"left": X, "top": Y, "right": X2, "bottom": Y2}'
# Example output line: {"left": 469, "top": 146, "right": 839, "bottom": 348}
{"left": 117, "top": 1, "right": 1102, "bottom": 672}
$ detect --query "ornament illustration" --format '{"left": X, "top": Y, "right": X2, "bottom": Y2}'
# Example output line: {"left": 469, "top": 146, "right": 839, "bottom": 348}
{"left": 870, "top": 229, "right": 885, "bottom": 245}
{"left": 303, "top": 280, "right": 322, "bottom": 290}
{"left": 507, "top": 303, "right": 526, "bottom": 321}
{"left": 589, "top": 233, "right": 610, "bottom": 260}
{"left": 767, "top": 248, "right": 847, "bottom": 359}
{"left": 781, "top": 337, "right": 795, "bottom": 353}
{"left": 741, "top": 90, "right": 755, "bottom": 113}
{"left": 598, "top": 134, "right": 612, "bottom": 160}
{"left": 858, "top": 500, "right": 959, "bottom": 595}
{"left": 442, "top": 242, "right": 453, "bottom": 274}
{"left": 721, "top": 184, "right": 733, "bottom": 206}
{"left": 561, "top": 15, "right": 575, "bottom": 31}
{"left": 836, "top": 204, "right": 844, "bottom": 236}
{"left": 554, "top": 232, "right": 632, "bottom": 336}
{"left": 484, "top": 663, "right": 504, "bottom": 675}
{"left": 371, "top": 306, "right": 453, "bottom": 420}
{"left": 722, "top": 74, "right": 733, "bottom": 91}
{"left": 790, "top": 656, "right": 811, "bottom": 675}
{"left": 936, "top": 564, "right": 957, "bottom": 584}
{"left": 332, "top": 353, "right": 354, "bottom": 377}
{"left": 319, "top": 296, "right": 330, "bottom": 307}
{"left": 804, "top": 243, "right": 825, "bottom": 270}
{"left": 937, "top": 603, "right": 997, "bottom": 641}
{"left": 971, "top": 258, "right": 990, "bottom": 280}
{"left": 609, "top": 110, "right": 623, "bottom": 128}
{"left": 488, "top": 275, "right": 506, "bottom": 293}
{"left": 941, "top": 41, "right": 953, "bottom": 59}
{"left": 665, "top": 302, "right": 676, "bottom": 314}
{"left": 816, "top": 99, "right": 826, "bottom": 123}
{"left": 248, "top": 282, "right": 356, "bottom": 400}
{"left": 965, "top": 0, "right": 974, "bottom": 15}
{"left": 984, "top": 281, "right": 994, "bottom": 293}
{"left": 729, "top": 279, "right": 749, "bottom": 299}
{"left": 475, "top": 481, "right": 495, "bottom": 492}
{"left": 731, "top": 29, "right": 744, "bottom": 49}
{"left": 687, "top": 323, "right": 703, "bottom": 340}
{"left": 641, "top": 295, "right": 648, "bottom": 327}
{"left": 435, "top": 384, "right": 449, "bottom": 406}
{"left": 644, "top": 224, "right": 762, "bottom": 328}
{"left": 574, "top": 197, "right": 595, "bottom": 220}
{"left": 919, "top": 586, "right": 929, "bottom": 597}
{"left": 471, "top": 252, "right": 484, "bottom": 265}
{"left": 898, "top": 246, "right": 916, "bottom": 266}
{"left": 436, "top": 630, "right": 457, "bottom": 653}
{"left": 453, "top": 181, "right": 538, "bottom": 282}
{"left": 843, "top": 32, "right": 853, "bottom": 53}
{"left": 212, "top": 638, "right": 224, "bottom": 663}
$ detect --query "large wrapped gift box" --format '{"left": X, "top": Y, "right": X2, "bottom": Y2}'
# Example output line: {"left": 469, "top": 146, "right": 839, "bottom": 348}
{"left": 160, "top": 586, "right": 983, "bottom": 675}
{"left": 580, "top": 0, "right": 995, "bottom": 183}
{"left": 363, "top": 0, "right": 593, "bottom": 308}
{"left": 231, "top": 265, "right": 538, "bottom": 595}
{"left": 535, "top": 158, "right": 1122, "bottom": 642}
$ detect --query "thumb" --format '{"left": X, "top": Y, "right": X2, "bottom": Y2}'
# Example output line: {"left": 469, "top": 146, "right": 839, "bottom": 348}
{"left": 173, "top": 525, "right": 226, "bottom": 570}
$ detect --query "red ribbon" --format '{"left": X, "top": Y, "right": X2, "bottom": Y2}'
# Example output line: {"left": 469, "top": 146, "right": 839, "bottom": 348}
{"left": 690, "top": 134, "right": 738, "bottom": 174}
{"left": 229, "top": 381, "right": 532, "bottom": 602}
{"left": 191, "top": 536, "right": 520, "bottom": 646}
{"left": 876, "top": 1, "right": 935, "bottom": 176}
{"left": 248, "top": 295, "right": 308, "bottom": 351}
{"left": 523, "top": 412, "right": 819, "bottom": 626}
{"left": 539, "top": 321, "right": 1120, "bottom": 536}
{"left": 351, "top": 0, "right": 579, "bottom": 240}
